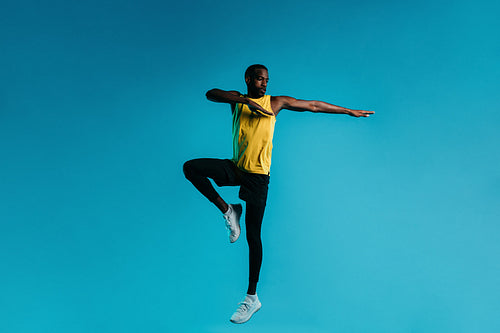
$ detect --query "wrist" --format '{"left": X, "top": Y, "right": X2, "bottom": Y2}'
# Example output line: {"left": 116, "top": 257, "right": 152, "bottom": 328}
{"left": 244, "top": 97, "right": 257, "bottom": 107}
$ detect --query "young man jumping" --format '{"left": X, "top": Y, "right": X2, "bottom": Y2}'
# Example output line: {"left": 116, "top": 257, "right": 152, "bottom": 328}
{"left": 183, "top": 64, "right": 373, "bottom": 324}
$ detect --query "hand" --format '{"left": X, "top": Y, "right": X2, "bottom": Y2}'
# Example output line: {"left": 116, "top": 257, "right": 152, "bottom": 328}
{"left": 348, "top": 109, "right": 374, "bottom": 117}
{"left": 247, "top": 99, "right": 274, "bottom": 116}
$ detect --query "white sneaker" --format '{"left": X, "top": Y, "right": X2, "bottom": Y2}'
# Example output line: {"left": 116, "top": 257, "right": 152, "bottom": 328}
{"left": 223, "top": 203, "right": 242, "bottom": 243}
{"left": 230, "top": 294, "right": 261, "bottom": 324}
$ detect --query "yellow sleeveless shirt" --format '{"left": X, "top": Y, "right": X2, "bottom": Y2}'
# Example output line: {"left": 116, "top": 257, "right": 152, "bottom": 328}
{"left": 232, "top": 95, "right": 276, "bottom": 175}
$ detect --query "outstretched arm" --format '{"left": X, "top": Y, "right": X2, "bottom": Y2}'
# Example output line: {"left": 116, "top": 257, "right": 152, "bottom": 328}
{"left": 272, "top": 96, "right": 374, "bottom": 117}
{"left": 206, "top": 89, "right": 274, "bottom": 116}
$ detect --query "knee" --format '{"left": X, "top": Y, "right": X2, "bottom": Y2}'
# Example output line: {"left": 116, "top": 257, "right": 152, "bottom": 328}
{"left": 183, "top": 160, "right": 195, "bottom": 179}
{"left": 246, "top": 232, "right": 262, "bottom": 249}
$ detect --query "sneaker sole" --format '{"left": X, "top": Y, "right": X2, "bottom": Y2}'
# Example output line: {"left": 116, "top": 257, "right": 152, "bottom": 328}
{"left": 230, "top": 304, "right": 261, "bottom": 324}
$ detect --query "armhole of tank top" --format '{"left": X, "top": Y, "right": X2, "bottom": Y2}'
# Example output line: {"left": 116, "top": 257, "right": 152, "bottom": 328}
{"left": 266, "top": 95, "right": 274, "bottom": 115}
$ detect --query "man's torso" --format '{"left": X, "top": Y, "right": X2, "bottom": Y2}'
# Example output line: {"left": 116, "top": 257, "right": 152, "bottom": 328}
{"left": 231, "top": 95, "right": 276, "bottom": 175}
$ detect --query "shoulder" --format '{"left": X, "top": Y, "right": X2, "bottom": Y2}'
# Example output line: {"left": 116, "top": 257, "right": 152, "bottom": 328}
{"left": 271, "top": 95, "right": 296, "bottom": 115}
{"left": 271, "top": 95, "right": 295, "bottom": 102}
{"left": 231, "top": 91, "right": 245, "bottom": 105}
{"left": 229, "top": 91, "right": 244, "bottom": 113}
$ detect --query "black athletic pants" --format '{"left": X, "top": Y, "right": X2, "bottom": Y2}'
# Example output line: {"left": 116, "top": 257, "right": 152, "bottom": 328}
{"left": 183, "top": 158, "right": 269, "bottom": 285}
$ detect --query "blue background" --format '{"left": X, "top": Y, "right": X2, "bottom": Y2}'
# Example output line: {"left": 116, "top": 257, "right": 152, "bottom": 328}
{"left": 1, "top": 0, "right": 499, "bottom": 332}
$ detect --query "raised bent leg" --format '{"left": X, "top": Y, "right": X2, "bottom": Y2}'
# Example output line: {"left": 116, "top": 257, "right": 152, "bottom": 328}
{"left": 183, "top": 158, "right": 236, "bottom": 213}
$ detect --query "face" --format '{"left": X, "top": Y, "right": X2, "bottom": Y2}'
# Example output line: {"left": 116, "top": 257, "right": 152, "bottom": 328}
{"left": 245, "top": 68, "right": 269, "bottom": 97}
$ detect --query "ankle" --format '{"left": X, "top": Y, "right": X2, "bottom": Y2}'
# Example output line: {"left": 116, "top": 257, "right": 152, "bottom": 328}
{"left": 215, "top": 197, "right": 229, "bottom": 214}
{"left": 247, "top": 282, "right": 257, "bottom": 295}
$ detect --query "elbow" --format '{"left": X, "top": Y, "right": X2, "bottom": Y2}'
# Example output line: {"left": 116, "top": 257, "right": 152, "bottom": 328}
{"left": 205, "top": 89, "right": 216, "bottom": 100}
{"left": 310, "top": 101, "right": 320, "bottom": 112}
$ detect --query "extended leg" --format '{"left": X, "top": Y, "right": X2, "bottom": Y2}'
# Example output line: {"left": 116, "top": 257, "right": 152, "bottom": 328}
{"left": 245, "top": 202, "right": 266, "bottom": 295}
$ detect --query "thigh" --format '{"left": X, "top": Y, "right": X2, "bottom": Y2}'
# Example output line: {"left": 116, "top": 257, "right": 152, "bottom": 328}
{"left": 245, "top": 202, "right": 266, "bottom": 236}
{"left": 238, "top": 173, "right": 270, "bottom": 206}
{"left": 185, "top": 158, "right": 240, "bottom": 187}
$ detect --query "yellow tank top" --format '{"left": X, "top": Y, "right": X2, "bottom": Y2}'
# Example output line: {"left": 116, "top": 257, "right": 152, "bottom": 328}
{"left": 232, "top": 95, "right": 276, "bottom": 175}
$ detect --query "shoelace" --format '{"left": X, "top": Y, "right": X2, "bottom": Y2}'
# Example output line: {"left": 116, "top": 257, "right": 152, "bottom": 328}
{"left": 224, "top": 215, "right": 232, "bottom": 228}
{"left": 224, "top": 209, "right": 236, "bottom": 230}
{"left": 236, "top": 301, "right": 250, "bottom": 314}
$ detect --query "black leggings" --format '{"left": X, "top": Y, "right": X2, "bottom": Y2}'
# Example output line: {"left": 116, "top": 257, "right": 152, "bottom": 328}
{"left": 183, "top": 158, "right": 268, "bottom": 284}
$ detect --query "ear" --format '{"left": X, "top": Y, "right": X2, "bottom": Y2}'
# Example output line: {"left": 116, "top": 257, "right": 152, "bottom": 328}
{"left": 245, "top": 76, "right": 251, "bottom": 85}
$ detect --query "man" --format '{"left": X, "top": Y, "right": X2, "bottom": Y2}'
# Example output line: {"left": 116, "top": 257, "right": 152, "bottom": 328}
{"left": 183, "top": 64, "right": 373, "bottom": 324}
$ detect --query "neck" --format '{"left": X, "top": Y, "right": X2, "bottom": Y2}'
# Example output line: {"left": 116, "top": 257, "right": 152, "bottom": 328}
{"left": 247, "top": 91, "right": 263, "bottom": 98}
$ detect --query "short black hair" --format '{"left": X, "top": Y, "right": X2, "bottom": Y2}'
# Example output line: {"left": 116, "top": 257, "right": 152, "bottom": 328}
{"left": 245, "top": 64, "right": 268, "bottom": 79}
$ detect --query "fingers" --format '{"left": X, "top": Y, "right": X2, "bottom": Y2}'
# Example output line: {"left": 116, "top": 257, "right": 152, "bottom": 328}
{"left": 259, "top": 109, "right": 274, "bottom": 116}
{"left": 250, "top": 106, "right": 273, "bottom": 117}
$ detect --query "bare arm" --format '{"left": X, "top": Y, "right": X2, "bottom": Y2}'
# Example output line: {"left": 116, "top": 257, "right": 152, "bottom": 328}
{"left": 206, "top": 89, "right": 274, "bottom": 116}
{"left": 272, "top": 96, "right": 374, "bottom": 117}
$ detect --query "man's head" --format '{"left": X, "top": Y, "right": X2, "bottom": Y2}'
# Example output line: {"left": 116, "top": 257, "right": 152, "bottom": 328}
{"left": 245, "top": 64, "right": 269, "bottom": 98}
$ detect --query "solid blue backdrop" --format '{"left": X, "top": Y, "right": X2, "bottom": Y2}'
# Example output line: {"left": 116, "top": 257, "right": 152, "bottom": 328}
{"left": 1, "top": 0, "right": 499, "bottom": 332}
